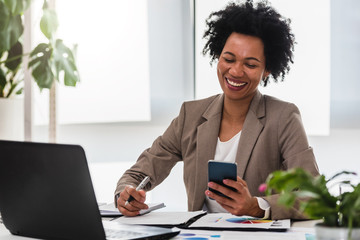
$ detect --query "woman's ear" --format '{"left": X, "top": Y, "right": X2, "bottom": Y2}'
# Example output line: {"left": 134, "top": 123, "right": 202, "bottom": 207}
{"left": 263, "top": 70, "right": 270, "bottom": 80}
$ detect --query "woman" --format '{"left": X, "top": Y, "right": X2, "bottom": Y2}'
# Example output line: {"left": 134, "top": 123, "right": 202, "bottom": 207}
{"left": 115, "top": 0, "right": 319, "bottom": 219}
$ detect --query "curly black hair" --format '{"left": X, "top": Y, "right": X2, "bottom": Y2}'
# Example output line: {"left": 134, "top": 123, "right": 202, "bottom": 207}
{"left": 202, "top": 0, "right": 295, "bottom": 86}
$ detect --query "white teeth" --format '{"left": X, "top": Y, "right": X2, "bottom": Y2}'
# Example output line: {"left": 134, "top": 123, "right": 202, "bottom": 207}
{"left": 226, "top": 78, "right": 246, "bottom": 87}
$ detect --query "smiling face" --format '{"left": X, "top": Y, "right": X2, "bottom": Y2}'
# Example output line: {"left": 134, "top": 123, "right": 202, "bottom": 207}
{"left": 217, "top": 32, "right": 270, "bottom": 102}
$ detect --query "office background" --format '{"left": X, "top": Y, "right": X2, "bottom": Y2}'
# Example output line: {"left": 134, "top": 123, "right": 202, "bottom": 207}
{"left": 24, "top": 0, "right": 360, "bottom": 210}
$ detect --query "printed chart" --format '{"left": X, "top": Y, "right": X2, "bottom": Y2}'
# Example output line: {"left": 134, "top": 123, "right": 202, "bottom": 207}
{"left": 173, "top": 229, "right": 223, "bottom": 240}
{"left": 226, "top": 217, "right": 273, "bottom": 224}
{"left": 188, "top": 213, "right": 290, "bottom": 230}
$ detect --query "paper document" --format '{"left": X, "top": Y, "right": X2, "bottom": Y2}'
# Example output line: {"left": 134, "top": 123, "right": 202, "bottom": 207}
{"left": 112, "top": 211, "right": 290, "bottom": 231}
{"left": 112, "top": 211, "right": 206, "bottom": 226}
{"left": 99, "top": 202, "right": 165, "bottom": 217}
{"left": 171, "top": 228, "right": 307, "bottom": 240}
{"left": 188, "top": 213, "right": 290, "bottom": 231}
{"left": 171, "top": 228, "right": 225, "bottom": 240}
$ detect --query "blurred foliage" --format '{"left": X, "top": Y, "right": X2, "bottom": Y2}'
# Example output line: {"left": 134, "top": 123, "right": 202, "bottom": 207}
{"left": 265, "top": 168, "right": 360, "bottom": 230}
{"left": 0, "top": 0, "right": 79, "bottom": 98}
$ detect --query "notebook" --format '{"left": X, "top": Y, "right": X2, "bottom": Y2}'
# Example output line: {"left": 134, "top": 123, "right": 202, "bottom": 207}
{"left": 0, "top": 140, "right": 179, "bottom": 240}
{"left": 99, "top": 202, "right": 165, "bottom": 217}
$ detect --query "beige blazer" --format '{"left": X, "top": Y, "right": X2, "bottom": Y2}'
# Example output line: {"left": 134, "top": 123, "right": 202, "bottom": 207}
{"left": 115, "top": 90, "right": 319, "bottom": 219}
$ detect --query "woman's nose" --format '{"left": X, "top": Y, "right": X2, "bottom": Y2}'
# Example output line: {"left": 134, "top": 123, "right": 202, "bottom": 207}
{"left": 229, "top": 64, "right": 244, "bottom": 77}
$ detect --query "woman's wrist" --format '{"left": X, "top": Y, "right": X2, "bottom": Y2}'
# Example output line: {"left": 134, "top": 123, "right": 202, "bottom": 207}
{"left": 250, "top": 197, "right": 265, "bottom": 217}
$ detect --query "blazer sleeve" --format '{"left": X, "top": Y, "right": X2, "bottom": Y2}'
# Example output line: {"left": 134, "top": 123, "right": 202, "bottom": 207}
{"left": 114, "top": 103, "right": 186, "bottom": 197}
{"left": 262, "top": 102, "right": 319, "bottom": 220}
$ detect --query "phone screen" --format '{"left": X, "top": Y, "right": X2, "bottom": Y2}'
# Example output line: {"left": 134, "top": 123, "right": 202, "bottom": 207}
{"left": 208, "top": 160, "right": 237, "bottom": 199}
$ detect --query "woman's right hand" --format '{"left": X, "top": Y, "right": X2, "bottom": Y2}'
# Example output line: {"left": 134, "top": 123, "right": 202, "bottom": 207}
{"left": 117, "top": 185, "right": 149, "bottom": 216}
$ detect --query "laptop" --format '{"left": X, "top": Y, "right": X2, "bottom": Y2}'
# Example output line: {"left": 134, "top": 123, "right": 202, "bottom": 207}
{"left": 0, "top": 140, "right": 179, "bottom": 240}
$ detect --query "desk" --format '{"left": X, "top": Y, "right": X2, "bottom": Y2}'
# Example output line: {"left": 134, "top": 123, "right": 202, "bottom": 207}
{"left": 0, "top": 218, "right": 320, "bottom": 240}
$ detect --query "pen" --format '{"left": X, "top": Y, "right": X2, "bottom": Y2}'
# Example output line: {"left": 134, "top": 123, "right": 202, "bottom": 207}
{"left": 125, "top": 176, "right": 150, "bottom": 206}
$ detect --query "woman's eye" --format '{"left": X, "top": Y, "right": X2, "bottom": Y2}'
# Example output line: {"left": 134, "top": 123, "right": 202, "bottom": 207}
{"left": 246, "top": 63, "right": 257, "bottom": 68}
{"left": 223, "top": 57, "right": 234, "bottom": 63}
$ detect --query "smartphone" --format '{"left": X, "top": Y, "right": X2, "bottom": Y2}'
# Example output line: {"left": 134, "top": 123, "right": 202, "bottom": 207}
{"left": 208, "top": 160, "right": 237, "bottom": 199}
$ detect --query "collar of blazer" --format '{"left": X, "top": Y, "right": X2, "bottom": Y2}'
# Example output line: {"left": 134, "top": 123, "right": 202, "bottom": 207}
{"left": 201, "top": 90, "right": 265, "bottom": 121}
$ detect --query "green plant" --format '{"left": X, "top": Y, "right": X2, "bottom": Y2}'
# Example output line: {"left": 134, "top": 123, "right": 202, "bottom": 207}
{"left": 0, "top": 0, "right": 79, "bottom": 98}
{"left": 264, "top": 168, "right": 360, "bottom": 237}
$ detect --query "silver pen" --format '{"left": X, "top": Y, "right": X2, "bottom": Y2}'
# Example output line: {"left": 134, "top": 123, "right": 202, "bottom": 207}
{"left": 125, "top": 176, "right": 150, "bottom": 206}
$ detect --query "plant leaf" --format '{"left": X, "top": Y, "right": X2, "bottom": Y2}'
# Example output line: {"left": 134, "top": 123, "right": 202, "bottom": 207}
{"left": 278, "top": 192, "right": 296, "bottom": 207}
{"left": 265, "top": 168, "right": 340, "bottom": 224}
{"left": 40, "top": 8, "right": 59, "bottom": 40}
{"left": 16, "top": 88, "right": 23, "bottom": 95}
{"left": 28, "top": 43, "right": 54, "bottom": 89}
{"left": 0, "top": 1, "right": 10, "bottom": 31}
{"left": 6, "top": 80, "right": 19, "bottom": 98}
{"left": 52, "top": 39, "right": 80, "bottom": 86}
{"left": 0, "top": 14, "right": 24, "bottom": 52}
{"left": 4, "top": 0, "right": 31, "bottom": 15}
{"left": 5, "top": 41, "right": 23, "bottom": 70}
{"left": 0, "top": 67, "right": 6, "bottom": 89}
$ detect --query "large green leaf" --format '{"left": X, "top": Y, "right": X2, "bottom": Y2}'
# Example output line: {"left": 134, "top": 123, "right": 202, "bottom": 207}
{"left": 52, "top": 39, "right": 80, "bottom": 86}
{"left": 5, "top": 41, "right": 23, "bottom": 70}
{"left": 28, "top": 43, "right": 54, "bottom": 89}
{"left": 0, "top": 1, "right": 10, "bottom": 31}
{"left": 0, "top": 14, "right": 24, "bottom": 52}
{"left": 40, "top": 8, "right": 58, "bottom": 40}
{"left": 4, "top": 0, "right": 31, "bottom": 15}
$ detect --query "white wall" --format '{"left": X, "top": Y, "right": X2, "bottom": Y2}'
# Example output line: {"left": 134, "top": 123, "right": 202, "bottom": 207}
{"left": 309, "top": 129, "right": 360, "bottom": 178}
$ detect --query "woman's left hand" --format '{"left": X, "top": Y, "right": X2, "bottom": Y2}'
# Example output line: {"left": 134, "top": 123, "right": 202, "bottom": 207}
{"left": 205, "top": 176, "right": 265, "bottom": 217}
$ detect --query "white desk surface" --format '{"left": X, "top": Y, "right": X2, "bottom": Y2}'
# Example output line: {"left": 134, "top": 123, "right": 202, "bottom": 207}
{"left": 0, "top": 217, "right": 320, "bottom": 240}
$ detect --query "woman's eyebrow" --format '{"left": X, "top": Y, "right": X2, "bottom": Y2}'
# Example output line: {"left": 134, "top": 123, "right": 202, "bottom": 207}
{"left": 223, "top": 51, "right": 236, "bottom": 57}
{"left": 246, "top": 57, "right": 261, "bottom": 63}
{"left": 223, "top": 52, "right": 261, "bottom": 62}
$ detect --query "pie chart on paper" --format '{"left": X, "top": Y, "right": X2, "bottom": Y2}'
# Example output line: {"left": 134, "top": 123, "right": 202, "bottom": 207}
{"left": 226, "top": 218, "right": 273, "bottom": 224}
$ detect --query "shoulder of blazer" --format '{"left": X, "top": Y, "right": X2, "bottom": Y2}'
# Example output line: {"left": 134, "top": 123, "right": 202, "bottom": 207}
{"left": 248, "top": 91, "right": 298, "bottom": 120}
{"left": 262, "top": 94, "right": 299, "bottom": 116}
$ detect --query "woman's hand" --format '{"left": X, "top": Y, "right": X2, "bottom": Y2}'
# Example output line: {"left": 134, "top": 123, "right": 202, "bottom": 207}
{"left": 117, "top": 185, "right": 148, "bottom": 216}
{"left": 205, "top": 176, "right": 265, "bottom": 217}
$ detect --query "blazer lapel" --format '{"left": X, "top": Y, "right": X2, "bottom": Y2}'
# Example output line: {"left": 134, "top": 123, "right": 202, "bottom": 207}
{"left": 236, "top": 91, "right": 265, "bottom": 178}
{"left": 191, "top": 95, "right": 223, "bottom": 210}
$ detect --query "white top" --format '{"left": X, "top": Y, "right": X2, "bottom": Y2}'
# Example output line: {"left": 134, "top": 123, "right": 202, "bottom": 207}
{"left": 204, "top": 130, "right": 270, "bottom": 218}
{"left": 213, "top": 130, "right": 242, "bottom": 163}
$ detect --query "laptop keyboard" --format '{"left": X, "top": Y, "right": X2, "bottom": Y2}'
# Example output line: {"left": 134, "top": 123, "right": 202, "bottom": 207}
{"left": 105, "top": 228, "right": 146, "bottom": 239}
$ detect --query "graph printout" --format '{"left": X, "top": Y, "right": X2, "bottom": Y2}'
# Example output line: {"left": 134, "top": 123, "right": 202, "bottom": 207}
{"left": 189, "top": 213, "right": 290, "bottom": 230}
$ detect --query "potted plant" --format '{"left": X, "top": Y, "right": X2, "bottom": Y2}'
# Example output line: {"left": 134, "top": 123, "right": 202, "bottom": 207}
{"left": 0, "top": 0, "right": 79, "bottom": 140}
{"left": 263, "top": 168, "right": 360, "bottom": 240}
